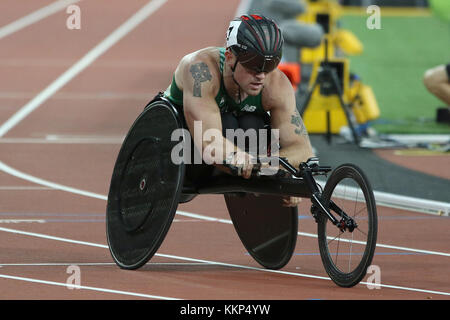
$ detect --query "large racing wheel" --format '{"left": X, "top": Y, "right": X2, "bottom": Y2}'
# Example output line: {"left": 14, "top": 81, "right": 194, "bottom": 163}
{"left": 106, "top": 97, "right": 186, "bottom": 270}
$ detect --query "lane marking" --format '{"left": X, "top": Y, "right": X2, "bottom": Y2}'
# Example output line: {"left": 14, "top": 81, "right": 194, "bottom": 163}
{"left": 0, "top": 160, "right": 107, "bottom": 200}
{"left": 0, "top": 225, "right": 448, "bottom": 297}
{"left": 0, "top": 0, "right": 446, "bottom": 298}
{"left": 177, "top": 211, "right": 450, "bottom": 257}
{"left": 0, "top": 263, "right": 116, "bottom": 267}
{"left": 0, "top": 274, "right": 180, "bottom": 300}
{"left": 156, "top": 252, "right": 450, "bottom": 297}
{"left": 0, "top": 0, "right": 168, "bottom": 137}
{"left": 34, "top": 219, "right": 103, "bottom": 223}
{"left": 0, "top": 226, "right": 108, "bottom": 249}
{"left": 0, "top": 91, "right": 151, "bottom": 100}
{"left": 46, "top": 134, "right": 124, "bottom": 144}
{"left": 0, "top": 212, "right": 104, "bottom": 217}
{"left": 0, "top": 219, "right": 45, "bottom": 224}
{"left": 292, "top": 252, "right": 426, "bottom": 256}
{"left": 176, "top": 210, "right": 233, "bottom": 225}
{"left": 172, "top": 218, "right": 208, "bottom": 223}
{"left": 0, "top": 186, "right": 53, "bottom": 190}
{"left": 0, "top": 0, "right": 81, "bottom": 40}
{"left": 0, "top": 262, "right": 208, "bottom": 267}
{"left": 0, "top": 160, "right": 449, "bottom": 257}
{"left": 0, "top": 136, "right": 124, "bottom": 145}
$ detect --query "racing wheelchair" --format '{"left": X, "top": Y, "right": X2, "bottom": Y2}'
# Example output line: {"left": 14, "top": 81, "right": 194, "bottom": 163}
{"left": 106, "top": 95, "right": 378, "bottom": 288}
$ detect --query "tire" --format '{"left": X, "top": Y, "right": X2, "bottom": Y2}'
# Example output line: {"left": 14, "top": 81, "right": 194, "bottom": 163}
{"left": 317, "top": 164, "right": 377, "bottom": 287}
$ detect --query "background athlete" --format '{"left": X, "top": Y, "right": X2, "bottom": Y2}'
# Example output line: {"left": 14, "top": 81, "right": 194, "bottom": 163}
{"left": 423, "top": 63, "right": 450, "bottom": 123}
{"left": 164, "top": 14, "right": 314, "bottom": 206}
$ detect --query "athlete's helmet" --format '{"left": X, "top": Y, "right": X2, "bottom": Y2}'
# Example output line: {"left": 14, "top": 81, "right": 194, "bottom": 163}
{"left": 226, "top": 14, "right": 283, "bottom": 73}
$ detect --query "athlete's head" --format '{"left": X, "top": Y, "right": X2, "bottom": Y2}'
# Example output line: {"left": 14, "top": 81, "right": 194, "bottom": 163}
{"left": 226, "top": 14, "right": 283, "bottom": 74}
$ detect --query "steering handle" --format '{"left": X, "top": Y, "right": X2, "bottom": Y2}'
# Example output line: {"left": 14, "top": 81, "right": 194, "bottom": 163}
{"left": 222, "top": 156, "right": 331, "bottom": 178}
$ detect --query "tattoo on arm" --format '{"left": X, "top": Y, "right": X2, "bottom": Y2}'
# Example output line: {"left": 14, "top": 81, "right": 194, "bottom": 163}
{"left": 291, "top": 110, "right": 308, "bottom": 136}
{"left": 189, "top": 62, "right": 212, "bottom": 97}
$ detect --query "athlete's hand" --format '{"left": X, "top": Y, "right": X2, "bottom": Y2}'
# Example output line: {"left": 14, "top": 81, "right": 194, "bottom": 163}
{"left": 282, "top": 196, "right": 302, "bottom": 207}
{"left": 228, "top": 151, "right": 256, "bottom": 179}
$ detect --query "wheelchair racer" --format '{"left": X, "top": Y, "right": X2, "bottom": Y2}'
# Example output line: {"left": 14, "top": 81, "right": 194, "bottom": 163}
{"left": 164, "top": 14, "right": 314, "bottom": 206}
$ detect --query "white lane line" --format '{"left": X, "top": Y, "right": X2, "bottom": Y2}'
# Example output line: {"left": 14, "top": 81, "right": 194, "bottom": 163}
{"left": 0, "top": 59, "right": 174, "bottom": 68}
{"left": 156, "top": 253, "right": 450, "bottom": 296}
{"left": 0, "top": 226, "right": 449, "bottom": 296}
{"left": 0, "top": 226, "right": 108, "bottom": 248}
{"left": 0, "top": 186, "right": 52, "bottom": 190}
{"left": 0, "top": 263, "right": 116, "bottom": 267}
{"left": 0, "top": 0, "right": 168, "bottom": 137}
{"left": 0, "top": 160, "right": 107, "bottom": 201}
{"left": 297, "top": 232, "right": 450, "bottom": 257}
{"left": 0, "top": 262, "right": 207, "bottom": 267}
{"left": 45, "top": 134, "right": 124, "bottom": 144}
{"left": 0, "top": 163, "right": 448, "bottom": 295}
{"left": 0, "top": 159, "right": 449, "bottom": 257}
{"left": 0, "top": 274, "right": 180, "bottom": 300}
{"left": 45, "top": 134, "right": 122, "bottom": 141}
{"left": 0, "top": 0, "right": 81, "bottom": 40}
{"left": 177, "top": 211, "right": 450, "bottom": 257}
{"left": 176, "top": 210, "right": 233, "bottom": 225}
{"left": 0, "top": 219, "right": 45, "bottom": 224}
{"left": 172, "top": 219, "right": 209, "bottom": 223}
{"left": 0, "top": 91, "right": 151, "bottom": 100}
{"left": 0, "top": 136, "right": 124, "bottom": 145}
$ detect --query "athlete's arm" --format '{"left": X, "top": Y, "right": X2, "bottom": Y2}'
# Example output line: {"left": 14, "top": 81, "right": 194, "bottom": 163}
{"left": 182, "top": 56, "right": 254, "bottom": 178}
{"left": 264, "top": 70, "right": 315, "bottom": 169}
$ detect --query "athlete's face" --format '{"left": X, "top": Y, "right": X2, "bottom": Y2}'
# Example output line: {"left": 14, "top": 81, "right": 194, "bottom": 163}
{"left": 226, "top": 51, "right": 269, "bottom": 96}
{"left": 233, "top": 61, "right": 268, "bottom": 96}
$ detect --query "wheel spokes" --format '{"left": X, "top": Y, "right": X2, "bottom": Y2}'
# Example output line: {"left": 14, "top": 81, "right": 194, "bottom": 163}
{"left": 326, "top": 179, "right": 370, "bottom": 274}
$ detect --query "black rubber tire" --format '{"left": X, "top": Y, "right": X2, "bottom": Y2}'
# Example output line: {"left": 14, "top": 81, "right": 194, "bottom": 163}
{"left": 317, "top": 163, "right": 378, "bottom": 287}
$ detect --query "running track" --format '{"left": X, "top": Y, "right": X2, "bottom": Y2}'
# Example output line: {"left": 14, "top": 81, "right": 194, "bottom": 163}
{"left": 0, "top": 0, "right": 449, "bottom": 301}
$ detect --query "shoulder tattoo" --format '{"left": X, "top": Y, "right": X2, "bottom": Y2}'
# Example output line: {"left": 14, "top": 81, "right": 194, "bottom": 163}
{"left": 189, "top": 62, "right": 212, "bottom": 97}
{"left": 291, "top": 109, "right": 308, "bottom": 136}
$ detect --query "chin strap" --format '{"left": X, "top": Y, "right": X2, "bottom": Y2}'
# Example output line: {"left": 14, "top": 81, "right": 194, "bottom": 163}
{"left": 230, "top": 60, "right": 242, "bottom": 105}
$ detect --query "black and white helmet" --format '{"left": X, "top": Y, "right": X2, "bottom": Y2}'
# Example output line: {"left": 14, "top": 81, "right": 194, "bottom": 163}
{"left": 226, "top": 14, "right": 283, "bottom": 73}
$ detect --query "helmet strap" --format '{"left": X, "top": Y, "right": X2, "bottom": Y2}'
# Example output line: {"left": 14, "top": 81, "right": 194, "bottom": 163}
{"left": 230, "top": 60, "right": 242, "bottom": 104}
{"left": 230, "top": 59, "right": 238, "bottom": 72}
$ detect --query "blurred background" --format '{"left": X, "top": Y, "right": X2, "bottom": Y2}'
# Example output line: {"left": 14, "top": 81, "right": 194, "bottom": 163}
{"left": 245, "top": 0, "right": 450, "bottom": 140}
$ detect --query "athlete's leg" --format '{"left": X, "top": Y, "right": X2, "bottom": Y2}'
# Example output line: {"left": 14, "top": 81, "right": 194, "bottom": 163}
{"left": 221, "top": 112, "right": 240, "bottom": 135}
{"left": 423, "top": 64, "right": 450, "bottom": 105}
{"left": 237, "top": 112, "right": 271, "bottom": 157}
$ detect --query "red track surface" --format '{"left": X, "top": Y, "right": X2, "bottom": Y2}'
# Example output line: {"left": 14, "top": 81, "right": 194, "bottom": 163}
{"left": 0, "top": 0, "right": 449, "bottom": 301}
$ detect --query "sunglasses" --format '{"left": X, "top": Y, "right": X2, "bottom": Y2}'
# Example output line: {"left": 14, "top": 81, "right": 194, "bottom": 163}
{"left": 237, "top": 51, "right": 281, "bottom": 74}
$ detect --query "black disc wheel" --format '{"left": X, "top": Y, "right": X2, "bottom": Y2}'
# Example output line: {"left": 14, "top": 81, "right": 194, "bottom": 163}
{"left": 224, "top": 193, "right": 298, "bottom": 270}
{"left": 106, "top": 100, "right": 185, "bottom": 270}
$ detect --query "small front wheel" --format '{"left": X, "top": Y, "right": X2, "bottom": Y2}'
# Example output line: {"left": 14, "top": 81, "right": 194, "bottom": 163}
{"left": 317, "top": 164, "right": 378, "bottom": 287}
